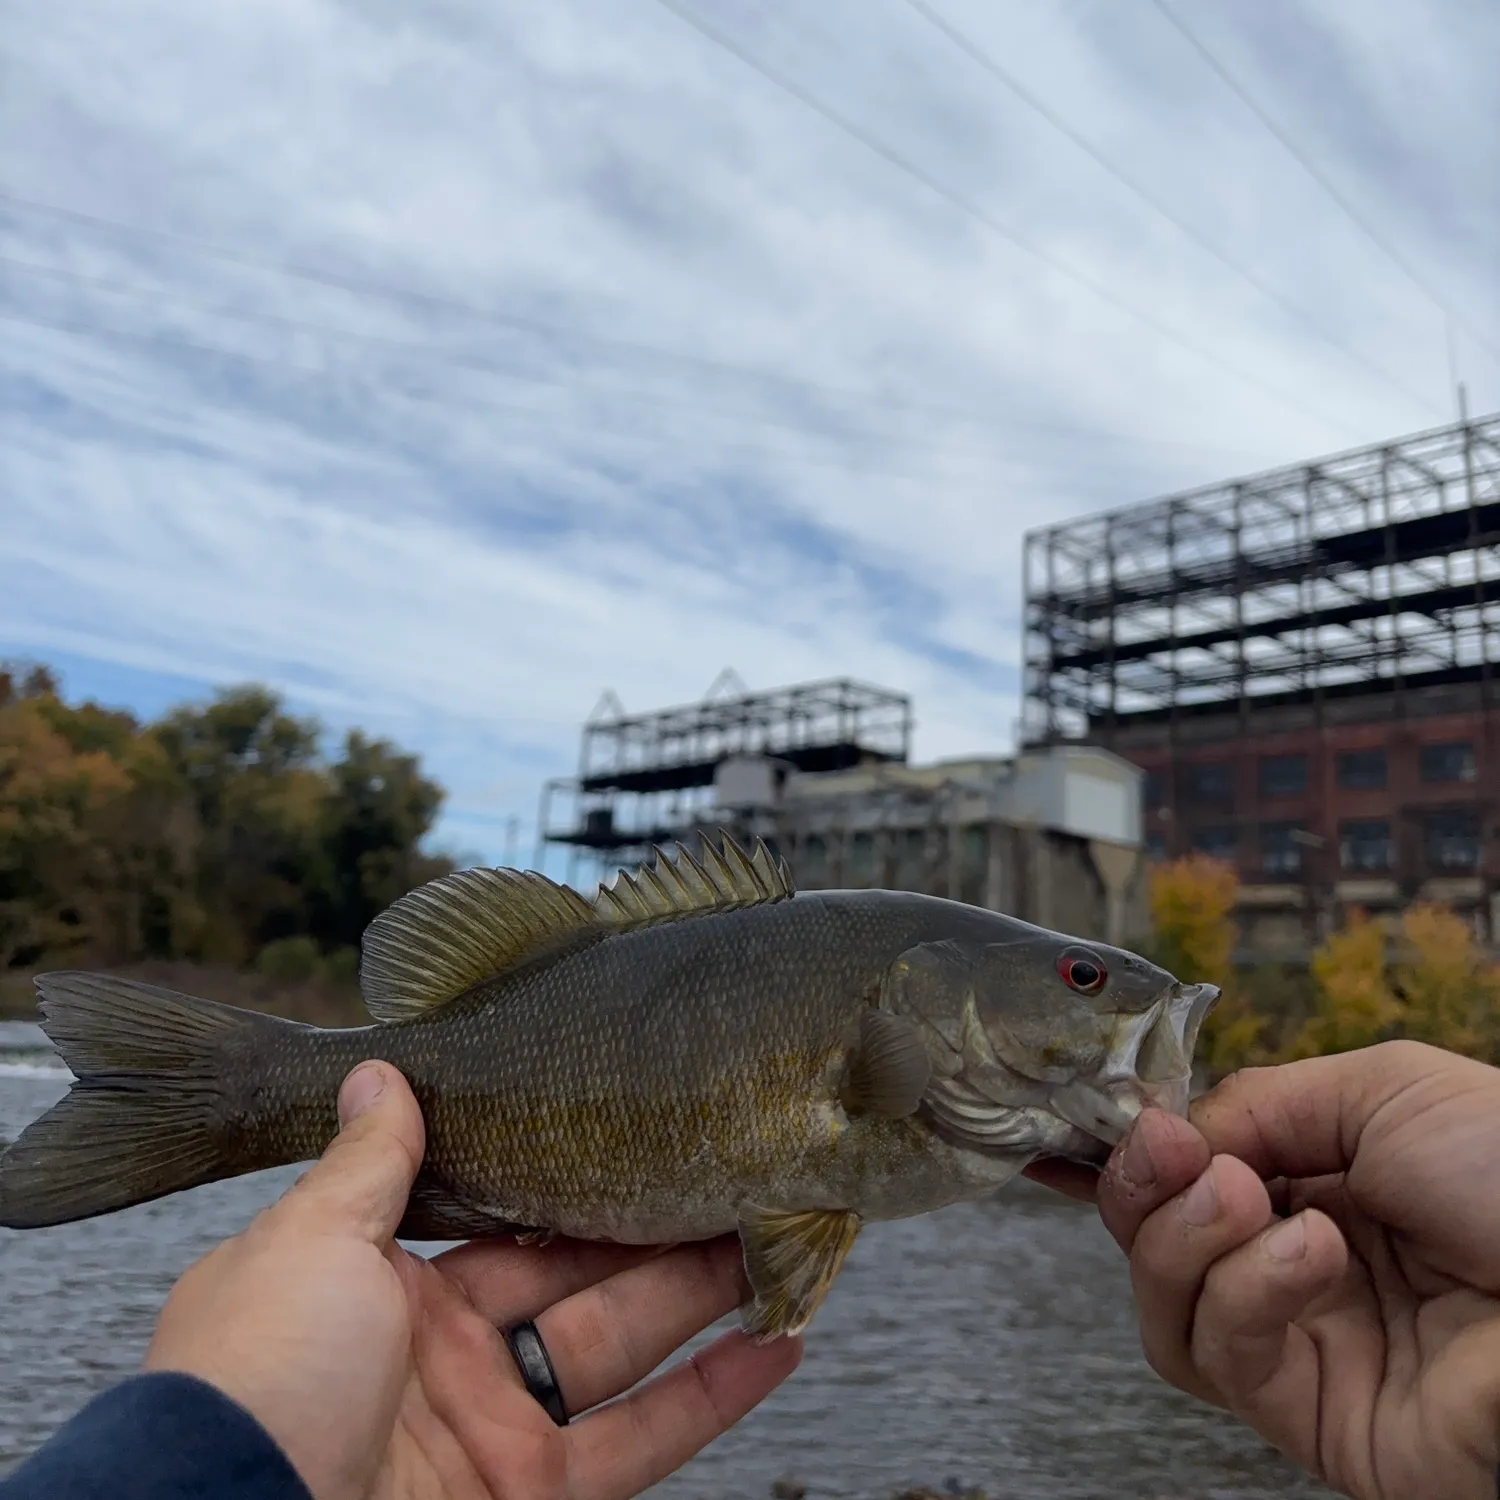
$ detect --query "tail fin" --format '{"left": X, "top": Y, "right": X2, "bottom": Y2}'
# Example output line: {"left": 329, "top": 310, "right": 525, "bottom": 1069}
{"left": 0, "top": 972, "right": 300, "bottom": 1229}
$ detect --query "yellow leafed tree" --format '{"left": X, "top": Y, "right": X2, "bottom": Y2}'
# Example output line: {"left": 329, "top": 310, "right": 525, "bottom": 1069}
{"left": 1391, "top": 902, "right": 1500, "bottom": 1061}
{"left": 1146, "top": 854, "right": 1264, "bottom": 1076}
{"left": 1288, "top": 908, "right": 1401, "bottom": 1059}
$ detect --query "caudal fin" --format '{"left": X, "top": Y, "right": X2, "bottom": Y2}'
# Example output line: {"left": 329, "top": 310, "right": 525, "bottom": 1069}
{"left": 0, "top": 972, "right": 299, "bottom": 1230}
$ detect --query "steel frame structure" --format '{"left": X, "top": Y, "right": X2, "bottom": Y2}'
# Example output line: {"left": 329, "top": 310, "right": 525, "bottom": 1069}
{"left": 1023, "top": 412, "right": 1500, "bottom": 743}
{"left": 538, "top": 676, "right": 913, "bottom": 883}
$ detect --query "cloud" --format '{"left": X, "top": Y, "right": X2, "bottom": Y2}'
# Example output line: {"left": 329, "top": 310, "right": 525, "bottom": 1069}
{"left": 2, "top": 0, "right": 1496, "bottom": 867}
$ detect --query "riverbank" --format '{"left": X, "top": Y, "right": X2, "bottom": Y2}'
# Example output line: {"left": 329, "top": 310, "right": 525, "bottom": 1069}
{"left": 0, "top": 962, "right": 368, "bottom": 1027}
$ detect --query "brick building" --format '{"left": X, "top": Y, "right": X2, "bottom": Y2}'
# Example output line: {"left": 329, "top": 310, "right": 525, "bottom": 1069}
{"left": 1023, "top": 409, "right": 1500, "bottom": 957}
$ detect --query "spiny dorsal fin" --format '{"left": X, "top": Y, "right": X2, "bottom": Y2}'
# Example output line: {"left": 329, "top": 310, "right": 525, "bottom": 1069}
{"left": 592, "top": 833, "right": 795, "bottom": 930}
{"left": 360, "top": 868, "right": 597, "bottom": 1023}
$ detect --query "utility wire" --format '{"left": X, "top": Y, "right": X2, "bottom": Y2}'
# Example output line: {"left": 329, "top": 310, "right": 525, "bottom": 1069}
{"left": 898, "top": 0, "right": 1440, "bottom": 414}
{"left": 1147, "top": 0, "right": 1500, "bottom": 374}
{"left": 648, "top": 0, "right": 1363, "bottom": 438}
{"left": 0, "top": 253, "right": 1264, "bottom": 461}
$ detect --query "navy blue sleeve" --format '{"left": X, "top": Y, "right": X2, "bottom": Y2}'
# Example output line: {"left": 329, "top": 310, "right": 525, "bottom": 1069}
{"left": 0, "top": 1371, "right": 312, "bottom": 1500}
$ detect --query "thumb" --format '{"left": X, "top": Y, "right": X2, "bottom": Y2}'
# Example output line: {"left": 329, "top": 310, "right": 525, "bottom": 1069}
{"left": 271, "top": 1060, "right": 427, "bottom": 1245}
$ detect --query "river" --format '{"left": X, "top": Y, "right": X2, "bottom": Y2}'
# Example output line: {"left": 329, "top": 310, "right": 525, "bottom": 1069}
{"left": 0, "top": 1020, "right": 1331, "bottom": 1499}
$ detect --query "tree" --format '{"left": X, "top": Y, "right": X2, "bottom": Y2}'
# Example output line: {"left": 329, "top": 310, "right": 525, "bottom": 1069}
{"left": 316, "top": 730, "right": 450, "bottom": 951}
{"left": 1391, "top": 903, "right": 1500, "bottom": 1062}
{"left": 1288, "top": 908, "right": 1402, "bottom": 1059}
{"left": 1147, "top": 854, "right": 1265, "bottom": 1077}
{"left": 154, "top": 687, "right": 330, "bottom": 962}
{"left": 0, "top": 668, "right": 454, "bottom": 979}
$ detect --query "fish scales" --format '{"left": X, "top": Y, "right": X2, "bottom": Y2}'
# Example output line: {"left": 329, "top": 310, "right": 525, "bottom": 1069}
{"left": 0, "top": 836, "right": 1220, "bottom": 1338}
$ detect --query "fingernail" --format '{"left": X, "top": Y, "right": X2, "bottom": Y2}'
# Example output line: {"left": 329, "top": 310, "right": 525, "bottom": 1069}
{"left": 1262, "top": 1214, "right": 1307, "bottom": 1262}
{"left": 338, "top": 1062, "right": 386, "bottom": 1126}
{"left": 1177, "top": 1163, "right": 1219, "bottom": 1227}
{"left": 1119, "top": 1118, "right": 1157, "bottom": 1189}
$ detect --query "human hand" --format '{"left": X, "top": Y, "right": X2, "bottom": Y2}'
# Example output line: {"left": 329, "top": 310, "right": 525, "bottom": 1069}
{"left": 142, "top": 1060, "right": 802, "bottom": 1500}
{"left": 1079, "top": 1040, "right": 1500, "bottom": 1500}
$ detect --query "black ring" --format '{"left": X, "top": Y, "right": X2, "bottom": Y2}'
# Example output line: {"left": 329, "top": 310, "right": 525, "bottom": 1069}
{"left": 504, "top": 1320, "right": 570, "bottom": 1427}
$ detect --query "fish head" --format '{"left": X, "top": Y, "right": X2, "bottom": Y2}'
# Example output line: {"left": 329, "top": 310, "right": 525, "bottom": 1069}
{"left": 889, "top": 930, "right": 1219, "bottom": 1162}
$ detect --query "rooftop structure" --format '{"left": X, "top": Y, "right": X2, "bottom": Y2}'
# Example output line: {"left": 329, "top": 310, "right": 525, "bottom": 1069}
{"left": 538, "top": 674, "right": 913, "bottom": 884}
{"left": 1023, "top": 410, "right": 1500, "bottom": 744}
{"left": 1021, "top": 409, "right": 1500, "bottom": 955}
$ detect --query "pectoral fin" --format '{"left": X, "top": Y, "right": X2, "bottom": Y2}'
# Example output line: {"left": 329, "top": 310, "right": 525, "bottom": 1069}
{"left": 736, "top": 1204, "right": 862, "bottom": 1340}
{"left": 841, "top": 1007, "right": 931, "bottom": 1118}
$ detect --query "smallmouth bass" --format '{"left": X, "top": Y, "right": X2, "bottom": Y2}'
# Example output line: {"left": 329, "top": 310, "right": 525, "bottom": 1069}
{"left": 0, "top": 836, "right": 1217, "bottom": 1337}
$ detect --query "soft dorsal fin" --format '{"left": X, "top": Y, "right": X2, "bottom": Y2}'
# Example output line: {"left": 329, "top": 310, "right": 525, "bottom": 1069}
{"left": 592, "top": 834, "right": 795, "bottom": 928}
{"left": 360, "top": 868, "right": 598, "bottom": 1022}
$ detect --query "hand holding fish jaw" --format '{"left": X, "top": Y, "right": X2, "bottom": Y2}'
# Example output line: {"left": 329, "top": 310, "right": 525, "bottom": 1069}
{"left": 142, "top": 1060, "right": 802, "bottom": 1500}
{"left": 1093, "top": 1042, "right": 1500, "bottom": 1500}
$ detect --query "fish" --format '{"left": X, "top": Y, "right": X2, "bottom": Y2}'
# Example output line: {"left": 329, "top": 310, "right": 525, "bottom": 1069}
{"left": 0, "top": 835, "right": 1218, "bottom": 1338}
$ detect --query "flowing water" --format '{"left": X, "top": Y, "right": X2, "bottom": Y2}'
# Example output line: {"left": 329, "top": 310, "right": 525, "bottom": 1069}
{"left": 0, "top": 1021, "right": 1332, "bottom": 1499}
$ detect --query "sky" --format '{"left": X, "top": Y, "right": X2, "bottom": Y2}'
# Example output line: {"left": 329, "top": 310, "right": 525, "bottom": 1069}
{"left": 3, "top": 0, "right": 1497, "bottom": 870}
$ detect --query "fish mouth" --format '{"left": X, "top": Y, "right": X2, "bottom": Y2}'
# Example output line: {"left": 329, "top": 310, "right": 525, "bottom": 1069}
{"left": 1044, "top": 982, "right": 1220, "bottom": 1150}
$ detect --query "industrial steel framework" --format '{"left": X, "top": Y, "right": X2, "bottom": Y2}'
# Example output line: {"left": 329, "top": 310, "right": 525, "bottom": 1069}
{"left": 538, "top": 675, "right": 913, "bottom": 883}
{"left": 1023, "top": 411, "right": 1500, "bottom": 744}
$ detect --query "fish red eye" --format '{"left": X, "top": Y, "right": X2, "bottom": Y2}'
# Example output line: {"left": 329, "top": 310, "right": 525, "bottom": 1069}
{"left": 1058, "top": 954, "right": 1106, "bottom": 994}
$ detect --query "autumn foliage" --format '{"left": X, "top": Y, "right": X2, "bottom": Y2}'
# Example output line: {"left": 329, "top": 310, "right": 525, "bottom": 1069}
{"left": 1144, "top": 854, "right": 1266, "bottom": 1076}
{"left": 0, "top": 661, "right": 451, "bottom": 989}
{"left": 1145, "top": 851, "right": 1500, "bottom": 1075}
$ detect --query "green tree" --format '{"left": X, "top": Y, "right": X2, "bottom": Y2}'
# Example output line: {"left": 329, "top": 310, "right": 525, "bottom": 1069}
{"left": 154, "top": 687, "right": 330, "bottom": 962}
{"left": 317, "top": 730, "right": 450, "bottom": 950}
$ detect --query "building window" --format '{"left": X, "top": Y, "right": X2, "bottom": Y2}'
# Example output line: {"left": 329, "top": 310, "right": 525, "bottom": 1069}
{"left": 1259, "top": 754, "right": 1309, "bottom": 798}
{"left": 1419, "top": 742, "right": 1476, "bottom": 785}
{"left": 1145, "top": 831, "right": 1167, "bottom": 861}
{"left": 1339, "top": 819, "right": 1392, "bottom": 871}
{"left": 895, "top": 829, "right": 926, "bottom": 889}
{"left": 1425, "top": 807, "right": 1481, "bottom": 872}
{"left": 1261, "top": 821, "right": 1307, "bottom": 876}
{"left": 1186, "top": 763, "right": 1233, "bottom": 806}
{"left": 1192, "top": 826, "right": 1237, "bottom": 859}
{"left": 847, "top": 830, "right": 875, "bottom": 887}
{"left": 1336, "top": 749, "right": 1387, "bottom": 790}
{"left": 799, "top": 834, "right": 829, "bottom": 888}
{"left": 1143, "top": 769, "right": 1166, "bottom": 809}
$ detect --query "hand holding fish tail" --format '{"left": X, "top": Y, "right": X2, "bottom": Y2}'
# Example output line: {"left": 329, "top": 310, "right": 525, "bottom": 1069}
{"left": 1095, "top": 1041, "right": 1500, "bottom": 1500}
{"left": 141, "top": 1060, "right": 801, "bottom": 1500}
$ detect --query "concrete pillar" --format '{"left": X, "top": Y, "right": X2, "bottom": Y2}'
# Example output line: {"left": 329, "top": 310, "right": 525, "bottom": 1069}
{"left": 984, "top": 820, "right": 1009, "bottom": 912}
{"left": 1089, "top": 838, "right": 1139, "bottom": 947}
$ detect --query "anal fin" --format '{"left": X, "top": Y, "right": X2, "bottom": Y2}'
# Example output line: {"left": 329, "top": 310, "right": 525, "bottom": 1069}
{"left": 736, "top": 1204, "right": 862, "bottom": 1341}
{"left": 397, "top": 1177, "right": 541, "bottom": 1243}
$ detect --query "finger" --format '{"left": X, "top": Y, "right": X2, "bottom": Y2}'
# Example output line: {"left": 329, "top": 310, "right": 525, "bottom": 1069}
{"left": 1190, "top": 1040, "right": 1480, "bottom": 1180}
{"left": 1021, "top": 1159, "right": 1100, "bottom": 1203}
{"left": 1096, "top": 1108, "right": 1212, "bottom": 1255}
{"left": 1191, "top": 1206, "right": 1349, "bottom": 1448}
{"left": 435, "top": 1236, "right": 671, "bottom": 1328}
{"left": 562, "top": 1327, "right": 803, "bottom": 1500}
{"left": 533, "top": 1237, "right": 747, "bottom": 1416}
{"left": 1126, "top": 1153, "right": 1278, "bottom": 1403}
{"left": 266, "top": 1061, "right": 425, "bottom": 1244}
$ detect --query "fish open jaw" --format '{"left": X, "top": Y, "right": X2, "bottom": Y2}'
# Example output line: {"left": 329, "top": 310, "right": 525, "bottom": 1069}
{"left": 1045, "top": 982, "right": 1219, "bottom": 1150}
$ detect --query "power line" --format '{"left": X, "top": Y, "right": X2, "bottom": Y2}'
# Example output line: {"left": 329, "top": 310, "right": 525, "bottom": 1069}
{"left": 897, "top": 0, "right": 1442, "bottom": 414}
{"left": 0, "top": 253, "right": 1267, "bottom": 461}
{"left": 1146, "top": 0, "right": 1500, "bottom": 374}
{"left": 647, "top": 0, "right": 1365, "bottom": 438}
